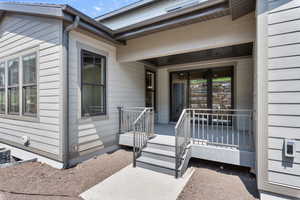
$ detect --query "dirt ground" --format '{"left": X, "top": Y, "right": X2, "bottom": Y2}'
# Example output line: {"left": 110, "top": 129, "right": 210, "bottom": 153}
{"left": 178, "top": 158, "right": 259, "bottom": 200}
{"left": 0, "top": 148, "right": 259, "bottom": 200}
{"left": 0, "top": 148, "right": 132, "bottom": 200}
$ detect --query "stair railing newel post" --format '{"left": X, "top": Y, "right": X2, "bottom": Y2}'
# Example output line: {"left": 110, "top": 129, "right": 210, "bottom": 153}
{"left": 175, "top": 122, "right": 178, "bottom": 178}
{"left": 117, "top": 106, "right": 123, "bottom": 134}
{"left": 133, "top": 122, "right": 136, "bottom": 167}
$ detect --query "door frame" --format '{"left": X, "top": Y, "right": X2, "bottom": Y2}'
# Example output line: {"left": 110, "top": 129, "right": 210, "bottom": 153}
{"left": 169, "top": 66, "right": 234, "bottom": 122}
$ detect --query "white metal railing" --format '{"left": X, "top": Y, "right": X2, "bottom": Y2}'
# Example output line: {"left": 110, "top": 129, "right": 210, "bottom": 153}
{"left": 175, "top": 108, "right": 253, "bottom": 177}
{"left": 175, "top": 109, "right": 191, "bottom": 178}
{"left": 188, "top": 109, "right": 253, "bottom": 150}
{"left": 132, "top": 107, "right": 154, "bottom": 167}
{"left": 118, "top": 107, "right": 154, "bottom": 167}
{"left": 118, "top": 107, "right": 146, "bottom": 133}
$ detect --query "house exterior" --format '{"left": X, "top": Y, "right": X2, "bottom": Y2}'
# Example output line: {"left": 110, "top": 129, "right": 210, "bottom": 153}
{"left": 0, "top": 0, "right": 299, "bottom": 199}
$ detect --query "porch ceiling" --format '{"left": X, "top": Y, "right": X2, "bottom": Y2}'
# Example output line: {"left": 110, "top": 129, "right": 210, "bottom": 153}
{"left": 141, "top": 42, "right": 253, "bottom": 67}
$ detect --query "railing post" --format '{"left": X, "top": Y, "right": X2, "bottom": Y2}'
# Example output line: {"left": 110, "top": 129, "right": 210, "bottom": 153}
{"left": 117, "top": 106, "right": 123, "bottom": 134}
{"left": 133, "top": 125, "right": 136, "bottom": 167}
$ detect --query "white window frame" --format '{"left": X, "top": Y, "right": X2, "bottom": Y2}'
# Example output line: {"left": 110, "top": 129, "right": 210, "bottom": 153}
{"left": 0, "top": 48, "right": 39, "bottom": 121}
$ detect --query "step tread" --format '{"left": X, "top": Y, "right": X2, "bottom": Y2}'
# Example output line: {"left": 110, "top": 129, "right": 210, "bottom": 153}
{"left": 143, "top": 147, "right": 175, "bottom": 157}
{"left": 137, "top": 156, "right": 176, "bottom": 170}
{"left": 148, "top": 135, "right": 175, "bottom": 146}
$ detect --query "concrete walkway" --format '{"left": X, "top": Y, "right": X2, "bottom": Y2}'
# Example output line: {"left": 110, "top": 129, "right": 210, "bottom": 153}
{"left": 80, "top": 165, "right": 194, "bottom": 200}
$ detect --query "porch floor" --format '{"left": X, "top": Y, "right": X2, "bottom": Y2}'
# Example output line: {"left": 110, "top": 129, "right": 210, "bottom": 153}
{"left": 119, "top": 123, "right": 255, "bottom": 168}
{"left": 154, "top": 123, "right": 175, "bottom": 136}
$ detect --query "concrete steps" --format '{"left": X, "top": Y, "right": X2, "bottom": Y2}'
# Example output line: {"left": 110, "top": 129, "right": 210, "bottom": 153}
{"left": 136, "top": 135, "right": 191, "bottom": 177}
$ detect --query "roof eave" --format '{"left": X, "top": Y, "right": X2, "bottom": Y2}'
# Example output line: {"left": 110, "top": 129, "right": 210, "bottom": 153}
{"left": 0, "top": 2, "right": 123, "bottom": 45}
{"left": 95, "top": 0, "right": 157, "bottom": 21}
{"left": 112, "top": 0, "right": 227, "bottom": 34}
{"left": 114, "top": 3, "right": 230, "bottom": 41}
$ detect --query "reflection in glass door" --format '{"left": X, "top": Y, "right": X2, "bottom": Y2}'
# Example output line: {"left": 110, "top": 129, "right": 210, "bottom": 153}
{"left": 170, "top": 72, "right": 188, "bottom": 122}
{"left": 189, "top": 71, "right": 208, "bottom": 110}
{"left": 212, "top": 69, "right": 233, "bottom": 110}
{"left": 170, "top": 67, "right": 233, "bottom": 122}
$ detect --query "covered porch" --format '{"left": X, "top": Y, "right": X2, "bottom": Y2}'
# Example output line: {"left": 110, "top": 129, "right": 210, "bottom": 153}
{"left": 116, "top": 12, "right": 256, "bottom": 176}
{"left": 117, "top": 41, "right": 255, "bottom": 172}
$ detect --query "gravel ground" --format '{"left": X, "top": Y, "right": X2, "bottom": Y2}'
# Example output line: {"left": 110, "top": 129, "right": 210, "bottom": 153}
{"left": 0, "top": 148, "right": 132, "bottom": 200}
{"left": 178, "top": 158, "right": 259, "bottom": 200}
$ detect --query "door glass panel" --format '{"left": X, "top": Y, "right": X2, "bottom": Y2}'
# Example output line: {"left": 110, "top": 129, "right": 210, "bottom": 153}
{"left": 212, "top": 70, "right": 232, "bottom": 110}
{"left": 189, "top": 71, "right": 208, "bottom": 109}
{"left": 171, "top": 72, "right": 188, "bottom": 122}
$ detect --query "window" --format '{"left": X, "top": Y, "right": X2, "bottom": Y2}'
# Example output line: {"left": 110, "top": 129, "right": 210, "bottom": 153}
{"left": 145, "top": 70, "right": 156, "bottom": 110}
{"left": 22, "top": 54, "right": 37, "bottom": 116}
{"left": 0, "top": 51, "right": 38, "bottom": 119}
{"left": 81, "top": 50, "right": 106, "bottom": 117}
{"left": 0, "top": 63, "right": 5, "bottom": 114}
{"left": 8, "top": 58, "right": 19, "bottom": 115}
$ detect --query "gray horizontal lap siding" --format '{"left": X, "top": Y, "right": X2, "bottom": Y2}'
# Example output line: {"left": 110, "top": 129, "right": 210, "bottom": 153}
{"left": 0, "top": 14, "right": 63, "bottom": 159}
{"left": 267, "top": 0, "right": 300, "bottom": 189}
{"left": 68, "top": 31, "right": 145, "bottom": 159}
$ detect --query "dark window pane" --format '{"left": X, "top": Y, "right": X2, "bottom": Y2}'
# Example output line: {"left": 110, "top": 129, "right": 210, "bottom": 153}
{"left": 81, "top": 50, "right": 106, "bottom": 117}
{"left": 8, "top": 59, "right": 19, "bottom": 86}
{"left": 23, "top": 54, "right": 36, "bottom": 84}
{"left": 8, "top": 87, "right": 19, "bottom": 114}
{"left": 146, "top": 91, "right": 155, "bottom": 108}
{"left": 83, "top": 63, "right": 104, "bottom": 84}
{"left": 0, "top": 89, "right": 5, "bottom": 113}
{"left": 0, "top": 63, "right": 5, "bottom": 88}
{"left": 82, "top": 85, "right": 105, "bottom": 116}
{"left": 146, "top": 71, "right": 155, "bottom": 90}
{"left": 212, "top": 77, "right": 232, "bottom": 110}
{"left": 23, "top": 86, "right": 37, "bottom": 115}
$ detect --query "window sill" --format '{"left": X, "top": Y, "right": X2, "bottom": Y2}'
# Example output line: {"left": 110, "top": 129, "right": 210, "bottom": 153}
{"left": 80, "top": 114, "right": 109, "bottom": 122}
{"left": 0, "top": 114, "right": 39, "bottom": 122}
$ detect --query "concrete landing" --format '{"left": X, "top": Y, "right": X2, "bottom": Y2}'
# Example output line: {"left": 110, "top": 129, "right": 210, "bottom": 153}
{"left": 80, "top": 165, "right": 194, "bottom": 200}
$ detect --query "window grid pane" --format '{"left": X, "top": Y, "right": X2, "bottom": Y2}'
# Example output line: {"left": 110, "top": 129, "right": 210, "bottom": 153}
{"left": 8, "top": 87, "right": 19, "bottom": 114}
{"left": 8, "top": 59, "right": 19, "bottom": 87}
{"left": 22, "top": 54, "right": 37, "bottom": 116}
{"left": 81, "top": 50, "right": 106, "bottom": 117}
{"left": 23, "top": 86, "right": 37, "bottom": 116}
{"left": 146, "top": 71, "right": 156, "bottom": 110}
{"left": 0, "top": 63, "right": 5, "bottom": 88}
{"left": 23, "top": 54, "right": 37, "bottom": 85}
{"left": 0, "top": 89, "right": 5, "bottom": 114}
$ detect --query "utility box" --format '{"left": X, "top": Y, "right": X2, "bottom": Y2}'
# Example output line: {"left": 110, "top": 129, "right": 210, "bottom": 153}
{"left": 0, "top": 148, "right": 11, "bottom": 164}
{"left": 285, "top": 139, "right": 296, "bottom": 158}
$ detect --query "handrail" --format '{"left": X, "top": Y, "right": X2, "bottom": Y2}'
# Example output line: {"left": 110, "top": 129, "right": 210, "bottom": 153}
{"left": 133, "top": 108, "right": 148, "bottom": 125}
{"left": 175, "top": 109, "right": 190, "bottom": 178}
{"left": 175, "top": 109, "right": 187, "bottom": 129}
{"left": 118, "top": 107, "right": 145, "bottom": 134}
{"left": 132, "top": 107, "right": 154, "bottom": 167}
{"left": 174, "top": 108, "right": 254, "bottom": 178}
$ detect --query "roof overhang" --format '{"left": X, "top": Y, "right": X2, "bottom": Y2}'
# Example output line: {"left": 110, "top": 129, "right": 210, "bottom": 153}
{"left": 230, "top": 0, "right": 255, "bottom": 20}
{"left": 0, "top": 1, "right": 255, "bottom": 44}
{"left": 112, "top": 0, "right": 227, "bottom": 34}
{"left": 114, "top": 2, "right": 230, "bottom": 41}
{"left": 0, "top": 2, "right": 122, "bottom": 45}
{"left": 95, "top": 0, "right": 157, "bottom": 21}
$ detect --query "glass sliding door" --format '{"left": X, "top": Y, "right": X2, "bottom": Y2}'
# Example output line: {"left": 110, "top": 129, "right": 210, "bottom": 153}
{"left": 170, "top": 67, "right": 233, "bottom": 122}
{"left": 170, "top": 72, "right": 189, "bottom": 122}
{"left": 189, "top": 70, "right": 208, "bottom": 110}
{"left": 212, "top": 69, "right": 233, "bottom": 110}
